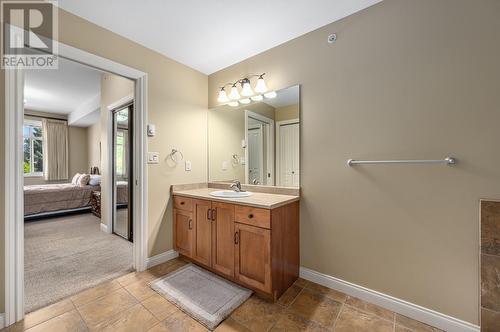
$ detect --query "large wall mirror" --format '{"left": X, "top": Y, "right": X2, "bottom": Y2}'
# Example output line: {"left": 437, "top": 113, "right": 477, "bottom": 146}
{"left": 208, "top": 85, "right": 300, "bottom": 188}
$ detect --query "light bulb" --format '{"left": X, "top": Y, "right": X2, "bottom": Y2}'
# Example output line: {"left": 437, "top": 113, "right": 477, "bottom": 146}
{"left": 229, "top": 85, "right": 240, "bottom": 100}
{"left": 251, "top": 95, "right": 263, "bottom": 101}
{"left": 264, "top": 91, "right": 277, "bottom": 99}
{"left": 217, "top": 88, "right": 229, "bottom": 103}
{"left": 241, "top": 79, "right": 253, "bottom": 97}
{"left": 254, "top": 76, "right": 267, "bottom": 93}
{"left": 239, "top": 98, "right": 251, "bottom": 104}
{"left": 228, "top": 101, "right": 239, "bottom": 107}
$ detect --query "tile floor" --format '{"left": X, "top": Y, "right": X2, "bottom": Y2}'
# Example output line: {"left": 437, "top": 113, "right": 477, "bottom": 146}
{"left": 1, "top": 258, "right": 444, "bottom": 332}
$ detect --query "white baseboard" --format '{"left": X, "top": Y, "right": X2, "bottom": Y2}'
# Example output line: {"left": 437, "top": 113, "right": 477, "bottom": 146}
{"left": 300, "top": 267, "right": 479, "bottom": 332}
{"left": 145, "top": 250, "right": 179, "bottom": 269}
{"left": 0, "top": 313, "right": 5, "bottom": 329}
{"left": 100, "top": 223, "right": 109, "bottom": 233}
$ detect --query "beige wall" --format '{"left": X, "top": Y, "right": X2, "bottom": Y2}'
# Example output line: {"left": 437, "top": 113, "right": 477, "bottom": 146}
{"left": 275, "top": 104, "right": 299, "bottom": 122}
{"left": 23, "top": 111, "right": 89, "bottom": 185}
{"left": 86, "top": 121, "right": 101, "bottom": 170}
{"left": 0, "top": 6, "right": 208, "bottom": 312}
{"left": 208, "top": 0, "right": 500, "bottom": 324}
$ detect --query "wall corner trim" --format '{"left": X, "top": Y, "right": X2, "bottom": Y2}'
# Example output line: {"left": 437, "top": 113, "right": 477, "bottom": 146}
{"left": 0, "top": 313, "right": 5, "bottom": 329}
{"left": 299, "top": 267, "right": 479, "bottom": 332}
{"left": 145, "top": 250, "right": 179, "bottom": 269}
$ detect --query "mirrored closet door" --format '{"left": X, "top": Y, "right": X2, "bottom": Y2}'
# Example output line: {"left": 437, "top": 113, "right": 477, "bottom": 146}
{"left": 112, "top": 104, "right": 133, "bottom": 241}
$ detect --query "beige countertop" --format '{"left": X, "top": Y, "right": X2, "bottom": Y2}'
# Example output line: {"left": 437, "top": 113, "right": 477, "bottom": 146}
{"left": 172, "top": 187, "right": 299, "bottom": 209}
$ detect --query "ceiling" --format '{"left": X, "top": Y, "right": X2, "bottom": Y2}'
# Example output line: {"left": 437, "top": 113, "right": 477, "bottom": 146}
{"left": 57, "top": 0, "right": 382, "bottom": 74}
{"left": 24, "top": 57, "right": 101, "bottom": 115}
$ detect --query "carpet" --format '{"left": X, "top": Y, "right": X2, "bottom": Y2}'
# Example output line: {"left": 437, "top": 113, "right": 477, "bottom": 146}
{"left": 151, "top": 264, "right": 252, "bottom": 330}
{"left": 24, "top": 213, "right": 133, "bottom": 313}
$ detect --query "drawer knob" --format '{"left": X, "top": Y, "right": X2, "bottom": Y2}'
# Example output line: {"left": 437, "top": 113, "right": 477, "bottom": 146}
{"left": 248, "top": 213, "right": 254, "bottom": 219}
{"left": 180, "top": 201, "right": 185, "bottom": 205}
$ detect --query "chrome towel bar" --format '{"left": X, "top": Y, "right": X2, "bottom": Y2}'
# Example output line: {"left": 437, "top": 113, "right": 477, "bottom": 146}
{"left": 347, "top": 156, "right": 456, "bottom": 166}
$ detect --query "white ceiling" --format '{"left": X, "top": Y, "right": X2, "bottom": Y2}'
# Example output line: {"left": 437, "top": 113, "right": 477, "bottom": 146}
{"left": 57, "top": 0, "right": 382, "bottom": 74}
{"left": 24, "top": 57, "right": 102, "bottom": 126}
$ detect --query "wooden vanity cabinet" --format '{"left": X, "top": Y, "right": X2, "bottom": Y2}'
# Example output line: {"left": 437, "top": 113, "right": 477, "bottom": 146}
{"left": 173, "top": 195, "right": 299, "bottom": 301}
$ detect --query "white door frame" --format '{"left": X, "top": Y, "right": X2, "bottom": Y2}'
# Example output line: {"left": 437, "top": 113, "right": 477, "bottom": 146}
{"left": 244, "top": 110, "right": 274, "bottom": 185}
{"left": 276, "top": 118, "right": 299, "bottom": 187}
{"left": 4, "top": 37, "right": 149, "bottom": 325}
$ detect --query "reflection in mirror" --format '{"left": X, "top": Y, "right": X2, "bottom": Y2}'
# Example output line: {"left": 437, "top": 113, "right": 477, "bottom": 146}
{"left": 209, "top": 85, "right": 300, "bottom": 187}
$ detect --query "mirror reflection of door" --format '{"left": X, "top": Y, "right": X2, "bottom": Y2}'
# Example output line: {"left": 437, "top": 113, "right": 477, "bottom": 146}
{"left": 277, "top": 120, "right": 300, "bottom": 187}
{"left": 246, "top": 112, "right": 274, "bottom": 186}
{"left": 112, "top": 104, "right": 133, "bottom": 242}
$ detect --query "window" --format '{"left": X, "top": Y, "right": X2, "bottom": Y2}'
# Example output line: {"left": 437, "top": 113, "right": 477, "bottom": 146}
{"left": 23, "top": 120, "right": 43, "bottom": 176}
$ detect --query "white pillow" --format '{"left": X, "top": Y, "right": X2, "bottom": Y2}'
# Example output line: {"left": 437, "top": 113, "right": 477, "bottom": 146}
{"left": 89, "top": 174, "right": 101, "bottom": 186}
{"left": 71, "top": 173, "right": 81, "bottom": 185}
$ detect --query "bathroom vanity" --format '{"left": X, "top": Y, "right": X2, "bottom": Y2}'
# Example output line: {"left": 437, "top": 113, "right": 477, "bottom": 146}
{"left": 172, "top": 184, "right": 300, "bottom": 301}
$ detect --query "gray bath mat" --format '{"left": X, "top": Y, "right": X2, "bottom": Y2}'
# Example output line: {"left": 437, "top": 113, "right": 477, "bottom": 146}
{"left": 150, "top": 264, "right": 252, "bottom": 330}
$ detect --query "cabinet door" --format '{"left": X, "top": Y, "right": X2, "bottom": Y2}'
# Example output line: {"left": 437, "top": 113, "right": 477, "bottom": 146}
{"left": 173, "top": 209, "right": 193, "bottom": 257}
{"left": 192, "top": 199, "right": 212, "bottom": 266}
{"left": 212, "top": 202, "right": 235, "bottom": 277}
{"left": 235, "top": 223, "right": 271, "bottom": 293}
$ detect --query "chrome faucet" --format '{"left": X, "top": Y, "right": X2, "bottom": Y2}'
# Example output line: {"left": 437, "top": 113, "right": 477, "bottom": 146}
{"left": 229, "top": 180, "right": 243, "bottom": 192}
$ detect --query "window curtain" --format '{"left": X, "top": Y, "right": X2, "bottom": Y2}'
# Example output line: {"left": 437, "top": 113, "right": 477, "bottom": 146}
{"left": 42, "top": 119, "right": 69, "bottom": 181}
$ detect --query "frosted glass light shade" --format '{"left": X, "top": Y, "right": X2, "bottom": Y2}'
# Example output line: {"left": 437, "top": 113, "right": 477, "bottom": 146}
{"left": 239, "top": 98, "right": 251, "bottom": 104}
{"left": 264, "top": 91, "right": 277, "bottom": 99}
{"left": 251, "top": 95, "right": 263, "bottom": 101}
{"left": 241, "top": 81, "right": 253, "bottom": 96}
{"left": 217, "top": 89, "right": 229, "bottom": 103}
{"left": 254, "top": 77, "right": 268, "bottom": 93}
{"left": 229, "top": 85, "right": 240, "bottom": 100}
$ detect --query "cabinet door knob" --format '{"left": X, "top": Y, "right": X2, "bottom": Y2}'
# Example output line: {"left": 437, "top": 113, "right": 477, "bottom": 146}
{"left": 207, "top": 209, "right": 212, "bottom": 220}
{"left": 212, "top": 209, "right": 217, "bottom": 221}
{"left": 188, "top": 219, "right": 193, "bottom": 230}
{"left": 180, "top": 201, "right": 185, "bottom": 205}
{"left": 234, "top": 231, "right": 239, "bottom": 244}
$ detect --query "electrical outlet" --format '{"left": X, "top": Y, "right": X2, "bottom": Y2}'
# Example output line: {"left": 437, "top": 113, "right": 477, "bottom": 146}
{"left": 147, "top": 152, "right": 160, "bottom": 164}
{"left": 185, "top": 160, "right": 192, "bottom": 171}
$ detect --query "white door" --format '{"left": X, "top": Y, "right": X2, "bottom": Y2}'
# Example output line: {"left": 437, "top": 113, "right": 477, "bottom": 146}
{"left": 248, "top": 126, "right": 263, "bottom": 185}
{"left": 278, "top": 122, "right": 299, "bottom": 187}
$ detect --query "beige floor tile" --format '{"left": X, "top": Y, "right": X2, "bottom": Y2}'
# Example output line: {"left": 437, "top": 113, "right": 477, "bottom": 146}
{"left": 24, "top": 310, "right": 86, "bottom": 332}
{"left": 305, "top": 282, "right": 348, "bottom": 302}
{"left": 141, "top": 293, "right": 178, "bottom": 321}
{"left": 287, "top": 288, "right": 342, "bottom": 328}
{"left": 125, "top": 280, "right": 156, "bottom": 301}
{"left": 345, "top": 296, "right": 395, "bottom": 321}
{"left": 117, "top": 270, "right": 157, "bottom": 287}
{"left": 481, "top": 308, "right": 500, "bottom": 332}
{"left": 71, "top": 279, "right": 122, "bottom": 307}
{"left": 98, "top": 303, "right": 159, "bottom": 332}
{"left": 10, "top": 299, "right": 75, "bottom": 331}
{"left": 148, "top": 259, "right": 187, "bottom": 278}
{"left": 333, "top": 306, "right": 393, "bottom": 332}
{"left": 293, "top": 278, "right": 310, "bottom": 288}
{"left": 230, "top": 295, "right": 284, "bottom": 332}
{"left": 214, "top": 318, "right": 252, "bottom": 332}
{"left": 156, "top": 310, "right": 209, "bottom": 332}
{"left": 395, "top": 314, "right": 443, "bottom": 332}
{"left": 277, "top": 285, "right": 302, "bottom": 307}
{"left": 270, "top": 311, "right": 330, "bottom": 332}
{"left": 77, "top": 288, "right": 138, "bottom": 328}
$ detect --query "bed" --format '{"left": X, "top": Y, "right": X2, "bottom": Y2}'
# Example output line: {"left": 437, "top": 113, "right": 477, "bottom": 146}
{"left": 24, "top": 183, "right": 99, "bottom": 217}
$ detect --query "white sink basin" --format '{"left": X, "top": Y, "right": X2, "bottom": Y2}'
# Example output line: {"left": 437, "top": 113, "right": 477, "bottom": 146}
{"left": 210, "top": 190, "right": 253, "bottom": 198}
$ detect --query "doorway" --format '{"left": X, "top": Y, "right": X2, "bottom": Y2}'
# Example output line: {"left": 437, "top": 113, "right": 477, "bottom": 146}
{"left": 276, "top": 119, "right": 300, "bottom": 187}
{"left": 112, "top": 103, "right": 134, "bottom": 241}
{"left": 245, "top": 110, "right": 274, "bottom": 186}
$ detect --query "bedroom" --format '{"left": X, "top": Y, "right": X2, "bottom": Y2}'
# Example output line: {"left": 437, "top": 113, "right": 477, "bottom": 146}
{"left": 23, "top": 57, "right": 135, "bottom": 313}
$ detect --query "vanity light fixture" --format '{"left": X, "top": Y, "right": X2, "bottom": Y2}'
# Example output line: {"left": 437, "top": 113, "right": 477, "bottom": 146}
{"left": 217, "top": 87, "right": 229, "bottom": 103}
{"left": 229, "top": 84, "right": 240, "bottom": 100}
{"left": 217, "top": 73, "right": 268, "bottom": 104}
{"left": 228, "top": 101, "right": 239, "bottom": 107}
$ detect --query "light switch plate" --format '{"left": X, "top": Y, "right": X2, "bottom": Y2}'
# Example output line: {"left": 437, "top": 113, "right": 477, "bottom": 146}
{"left": 222, "top": 161, "right": 228, "bottom": 171}
{"left": 185, "top": 160, "right": 192, "bottom": 171}
{"left": 147, "top": 152, "right": 160, "bottom": 164}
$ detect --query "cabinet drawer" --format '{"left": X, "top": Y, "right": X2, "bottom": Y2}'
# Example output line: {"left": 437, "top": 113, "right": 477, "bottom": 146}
{"left": 235, "top": 205, "right": 271, "bottom": 229}
{"left": 174, "top": 196, "right": 193, "bottom": 211}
